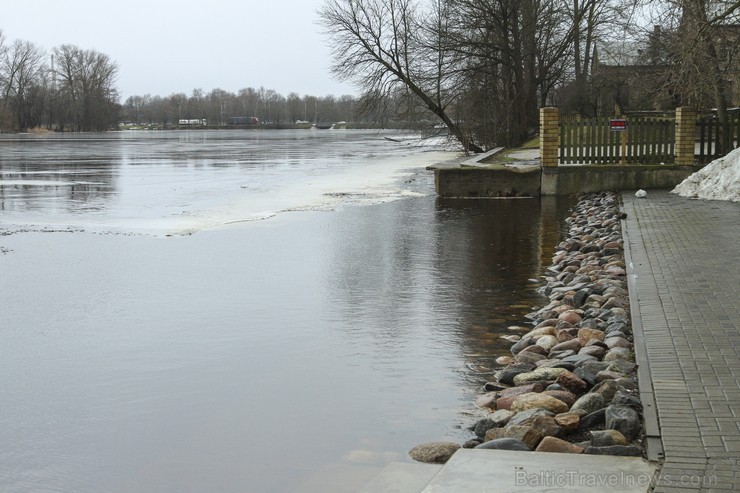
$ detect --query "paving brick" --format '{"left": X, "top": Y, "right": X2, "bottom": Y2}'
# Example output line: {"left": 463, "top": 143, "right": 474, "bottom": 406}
{"left": 622, "top": 192, "right": 740, "bottom": 492}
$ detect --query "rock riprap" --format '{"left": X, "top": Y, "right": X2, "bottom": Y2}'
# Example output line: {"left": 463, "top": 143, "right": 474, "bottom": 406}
{"left": 410, "top": 192, "right": 645, "bottom": 463}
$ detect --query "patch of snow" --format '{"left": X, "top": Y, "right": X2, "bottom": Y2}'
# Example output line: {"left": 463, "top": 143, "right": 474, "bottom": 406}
{"left": 672, "top": 147, "right": 740, "bottom": 202}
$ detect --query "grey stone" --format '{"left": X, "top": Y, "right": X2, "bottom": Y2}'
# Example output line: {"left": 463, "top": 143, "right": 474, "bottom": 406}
{"left": 542, "top": 361, "right": 576, "bottom": 371}
{"left": 409, "top": 442, "right": 461, "bottom": 464}
{"left": 603, "top": 348, "right": 631, "bottom": 361}
{"left": 573, "top": 289, "right": 593, "bottom": 307}
{"left": 530, "top": 415, "right": 563, "bottom": 438}
{"left": 574, "top": 368, "right": 597, "bottom": 387}
{"left": 510, "top": 337, "right": 534, "bottom": 355}
{"left": 485, "top": 425, "right": 543, "bottom": 450}
{"left": 605, "top": 405, "right": 641, "bottom": 441}
{"left": 549, "top": 338, "right": 582, "bottom": 353}
{"left": 512, "top": 367, "right": 570, "bottom": 386}
{"left": 514, "top": 352, "right": 547, "bottom": 364}
{"left": 506, "top": 408, "right": 554, "bottom": 428}
{"left": 535, "top": 335, "right": 559, "bottom": 352}
{"left": 606, "top": 360, "right": 637, "bottom": 374}
{"left": 596, "top": 370, "right": 623, "bottom": 382}
{"left": 571, "top": 393, "right": 605, "bottom": 414}
{"left": 581, "top": 361, "right": 613, "bottom": 374}
{"left": 579, "top": 409, "right": 606, "bottom": 429}
{"left": 604, "top": 336, "right": 631, "bottom": 349}
{"left": 611, "top": 390, "right": 642, "bottom": 411}
{"left": 497, "top": 364, "right": 534, "bottom": 386}
{"left": 475, "top": 438, "right": 530, "bottom": 451}
{"left": 561, "top": 354, "right": 598, "bottom": 367}
{"left": 548, "top": 349, "right": 577, "bottom": 360}
{"left": 592, "top": 379, "right": 621, "bottom": 405}
{"left": 614, "top": 378, "right": 638, "bottom": 391}
{"left": 473, "top": 418, "right": 497, "bottom": 439}
{"left": 579, "top": 345, "right": 607, "bottom": 359}
{"left": 490, "top": 409, "right": 516, "bottom": 427}
{"left": 590, "top": 429, "right": 629, "bottom": 447}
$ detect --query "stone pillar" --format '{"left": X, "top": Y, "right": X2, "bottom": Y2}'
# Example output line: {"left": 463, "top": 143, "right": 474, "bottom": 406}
{"left": 675, "top": 107, "right": 697, "bottom": 166}
{"left": 540, "top": 107, "right": 560, "bottom": 168}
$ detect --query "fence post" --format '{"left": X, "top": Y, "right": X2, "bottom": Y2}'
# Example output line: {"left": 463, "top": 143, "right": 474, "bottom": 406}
{"left": 675, "top": 107, "right": 697, "bottom": 166}
{"left": 540, "top": 107, "right": 560, "bottom": 167}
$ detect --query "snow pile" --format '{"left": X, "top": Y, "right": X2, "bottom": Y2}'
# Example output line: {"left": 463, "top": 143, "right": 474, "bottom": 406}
{"left": 672, "top": 147, "right": 740, "bottom": 202}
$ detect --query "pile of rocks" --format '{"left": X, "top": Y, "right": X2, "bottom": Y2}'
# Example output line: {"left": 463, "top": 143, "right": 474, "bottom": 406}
{"left": 410, "top": 191, "right": 644, "bottom": 464}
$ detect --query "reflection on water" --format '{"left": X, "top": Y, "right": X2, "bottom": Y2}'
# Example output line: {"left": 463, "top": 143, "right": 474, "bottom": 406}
{"left": 430, "top": 197, "right": 570, "bottom": 385}
{"left": 0, "top": 132, "right": 576, "bottom": 492}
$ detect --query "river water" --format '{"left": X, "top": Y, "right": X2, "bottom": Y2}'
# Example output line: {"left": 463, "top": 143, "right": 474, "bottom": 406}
{"left": 0, "top": 130, "right": 575, "bottom": 492}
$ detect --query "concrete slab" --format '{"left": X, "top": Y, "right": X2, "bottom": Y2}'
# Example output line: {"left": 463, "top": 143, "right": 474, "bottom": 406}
{"left": 359, "top": 462, "right": 442, "bottom": 493}
{"left": 421, "top": 449, "right": 657, "bottom": 493}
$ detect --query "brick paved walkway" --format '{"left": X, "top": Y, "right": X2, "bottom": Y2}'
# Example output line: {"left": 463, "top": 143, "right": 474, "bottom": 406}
{"left": 622, "top": 191, "right": 740, "bottom": 492}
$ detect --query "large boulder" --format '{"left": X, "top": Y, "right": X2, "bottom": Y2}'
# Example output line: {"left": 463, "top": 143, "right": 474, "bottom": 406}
{"left": 556, "top": 371, "right": 589, "bottom": 395}
{"left": 409, "top": 442, "right": 460, "bottom": 464}
{"left": 485, "top": 425, "right": 543, "bottom": 450}
{"left": 590, "top": 429, "right": 629, "bottom": 447}
{"left": 513, "top": 367, "right": 570, "bottom": 386}
{"left": 571, "top": 393, "right": 605, "bottom": 414}
{"left": 475, "top": 438, "right": 530, "bottom": 451}
{"left": 578, "top": 328, "right": 605, "bottom": 346}
{"left": 511, "top": 393, "right": 570, "bottom": 414}
{"left": 554, "top": 412, "right": 581, "bottom": 433}
{"left": 605, "top": 405, "right": 641, "bottom": 441}
{"left": 535, "top": 436, "right": 585, "bottom": 454}
{"left": 542, "top": 389, "right": 577, "bottom": 408}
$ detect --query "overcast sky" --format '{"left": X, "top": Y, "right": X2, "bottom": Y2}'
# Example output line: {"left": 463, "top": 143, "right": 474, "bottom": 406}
{"left": 2, "top": 0, "right": 357, "bottom": 101}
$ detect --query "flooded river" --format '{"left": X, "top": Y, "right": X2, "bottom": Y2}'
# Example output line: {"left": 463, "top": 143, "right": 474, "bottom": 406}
{"left": 0, "top": 130, "right": 574, "bottom": 492}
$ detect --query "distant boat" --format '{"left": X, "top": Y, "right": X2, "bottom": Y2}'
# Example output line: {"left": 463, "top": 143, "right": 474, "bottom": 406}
{"left": 314, "top": 123, "right": 333, "bottom": 129}
{"left": 333, "top": 121, "right": 347, "bottom": 129}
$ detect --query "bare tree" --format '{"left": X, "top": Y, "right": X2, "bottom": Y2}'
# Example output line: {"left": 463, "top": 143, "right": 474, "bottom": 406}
{"left": 319, "top": 0, "right": 484, "bottom": 152}
{"left": 0, "top": 39, "right": 46, "bottom": 130}
{"left": 54, "top": 44, "right": 119, "bottom": 131}
{"left": 634, "top": 0, "right": 739, "bottom": 150}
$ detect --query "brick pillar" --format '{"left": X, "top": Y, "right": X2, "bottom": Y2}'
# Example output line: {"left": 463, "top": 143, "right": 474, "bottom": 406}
{"left": 540, "top": 107, "right": 560, "bottom": 167}
{"left": 675, "top": 107, "right": 697, "bottom": 166}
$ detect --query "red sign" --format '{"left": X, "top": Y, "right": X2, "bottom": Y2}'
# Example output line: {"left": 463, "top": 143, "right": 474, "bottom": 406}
{"left": 610, "top": 119, "right": 627, "bottom": 131}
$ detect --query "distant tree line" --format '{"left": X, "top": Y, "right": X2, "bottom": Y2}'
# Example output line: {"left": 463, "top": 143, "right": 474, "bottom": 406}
{"left": 0, "top": 30, "right": 119, "bottom": 132}
{"left": 0, "top": 28, "right": 423, "bottom": 132}
{"left": 120, "top": 88, "right": 365, "bottom": 128}
{"left": 320, "top": 0, "right": 740, "bottom": 151}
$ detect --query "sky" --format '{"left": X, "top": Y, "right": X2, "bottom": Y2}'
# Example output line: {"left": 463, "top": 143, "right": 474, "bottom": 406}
{"left": 1, "top": 0, "right": 358, "bottom": 102}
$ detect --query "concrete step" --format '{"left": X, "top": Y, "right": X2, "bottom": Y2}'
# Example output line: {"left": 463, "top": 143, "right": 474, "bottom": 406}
{"left": 420, "top": 449, "right": 656, "bottom": 493}
{"left": 359, "top": 461, "right": 443, "bottom": 493}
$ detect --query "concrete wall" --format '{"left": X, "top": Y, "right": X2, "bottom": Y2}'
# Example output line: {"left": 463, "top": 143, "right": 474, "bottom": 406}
{"left": 434, "top": 166, "right": 541, "bottom": 198}
{"left": 434, "top": 164, "right": 698, "bottom": 197}
{"left": 540, "top": 165, "right": 697, "bottom": 195}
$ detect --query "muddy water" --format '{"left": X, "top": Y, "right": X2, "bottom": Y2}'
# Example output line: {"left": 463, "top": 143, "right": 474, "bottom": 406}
{"left": 0, "top": 130, "right": 575, "bottom": 492}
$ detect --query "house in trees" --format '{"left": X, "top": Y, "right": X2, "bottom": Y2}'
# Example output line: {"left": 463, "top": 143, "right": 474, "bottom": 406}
{"left": 592, "top": 25, "right": 740, "bottom": 116}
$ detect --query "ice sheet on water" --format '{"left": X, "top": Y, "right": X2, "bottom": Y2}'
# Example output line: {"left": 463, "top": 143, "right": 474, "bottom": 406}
{"left": 0, "top": 130, "right": 459, "bottom": 236}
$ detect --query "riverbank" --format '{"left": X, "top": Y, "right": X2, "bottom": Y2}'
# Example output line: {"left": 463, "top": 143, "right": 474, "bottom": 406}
{"left": 411, "top": 191, "right": 645, "bottom": 462}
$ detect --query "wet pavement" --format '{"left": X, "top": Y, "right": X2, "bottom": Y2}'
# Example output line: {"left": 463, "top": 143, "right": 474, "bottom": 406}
{"left": 622, "top": 190, "right": 740, "bottom": 492}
